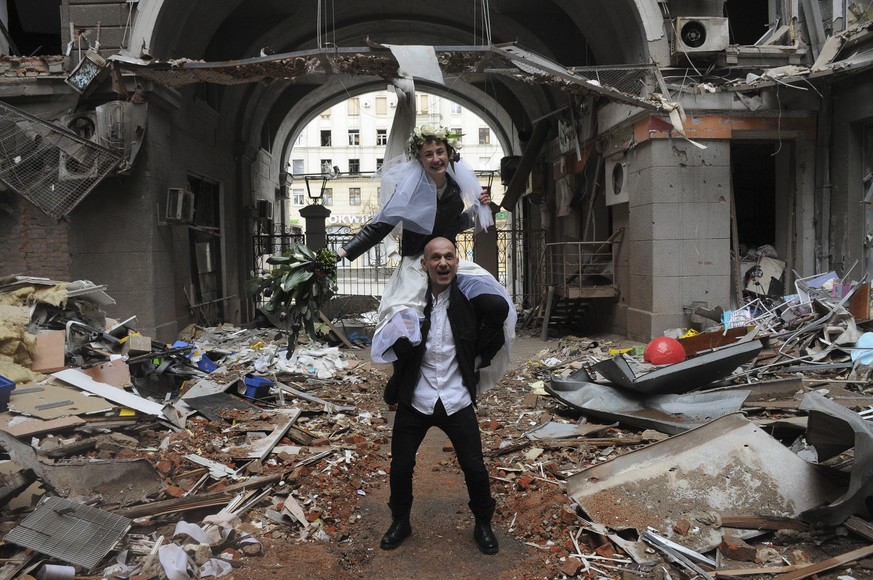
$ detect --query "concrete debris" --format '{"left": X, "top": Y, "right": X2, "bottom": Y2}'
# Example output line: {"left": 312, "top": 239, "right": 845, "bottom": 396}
{"left": 1, "top": 273, "right": 873, "bottom": 578}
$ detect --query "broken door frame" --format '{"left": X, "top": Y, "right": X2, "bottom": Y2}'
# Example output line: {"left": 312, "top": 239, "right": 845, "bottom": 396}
{"left": 730, "top": 129, "right": 817, "bottom": 293}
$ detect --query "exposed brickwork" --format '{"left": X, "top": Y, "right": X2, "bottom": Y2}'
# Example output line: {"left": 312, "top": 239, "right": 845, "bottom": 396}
{"left": 0, "top": 55, "right": 65, "bottom": 78}
{"left": 0, "top": 200, "right": 71, "bottom": 279}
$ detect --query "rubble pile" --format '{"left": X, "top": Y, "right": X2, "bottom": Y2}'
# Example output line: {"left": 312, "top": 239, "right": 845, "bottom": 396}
{"left": 0, "top": 270, "right": 872, "bottom": 578}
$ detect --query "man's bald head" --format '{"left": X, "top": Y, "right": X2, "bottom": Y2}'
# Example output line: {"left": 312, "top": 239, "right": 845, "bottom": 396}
{"left": 421, "top": 237, "right": 459, "bottom": 294}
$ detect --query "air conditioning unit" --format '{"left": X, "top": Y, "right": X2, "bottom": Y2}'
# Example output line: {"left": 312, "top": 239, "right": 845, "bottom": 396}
{"left": 256, "top": 199, "right": 273, "bottom": 220}
{"left": 500, "top": 156, "right": 522, "bottom": 186}
{"left": 58, "top": 112, "right": 100, "bottom": 180}
{"left": 605, "top": 159, "right": 629, "bottom": 205}
{"left": 165, "top": 188, "right": 195, "bottom": 224}
{"left": 673, "top": 17, "right": 729, "bottom": 55}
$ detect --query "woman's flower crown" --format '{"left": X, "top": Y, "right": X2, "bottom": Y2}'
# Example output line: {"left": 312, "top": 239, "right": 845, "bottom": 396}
{"left": 407, "top": 124, "right": 464, "bottom": 159}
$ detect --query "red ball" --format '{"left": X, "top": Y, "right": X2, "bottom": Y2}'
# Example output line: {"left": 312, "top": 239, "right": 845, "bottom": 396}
{"left": 644, "top": 336, "right": 686, "bottom": 365}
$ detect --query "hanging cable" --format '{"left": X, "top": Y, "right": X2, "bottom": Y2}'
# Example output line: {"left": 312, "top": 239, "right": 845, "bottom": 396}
{"left": 482, "top": 0, "right": 492, "bottom": 45}
{"left": 316, "top": 0, "right": 322, "bottom": 49}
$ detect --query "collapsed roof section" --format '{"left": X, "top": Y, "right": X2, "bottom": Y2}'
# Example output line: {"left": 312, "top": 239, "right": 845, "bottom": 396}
{"left": 109, "top": 43, "right": 667, "bottom": 112}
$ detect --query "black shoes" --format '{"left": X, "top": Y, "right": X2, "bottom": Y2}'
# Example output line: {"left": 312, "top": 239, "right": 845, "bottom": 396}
{"left": 380, "top": 517, "right": 412, "bottom": 550}
{"left": 474, "top": 520, "right": 499, "bottom": 555}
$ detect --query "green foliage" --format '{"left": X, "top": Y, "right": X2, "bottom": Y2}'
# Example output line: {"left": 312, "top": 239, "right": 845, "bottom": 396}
{"left": 247, "top": 244, "right": 338, "bottom": 339}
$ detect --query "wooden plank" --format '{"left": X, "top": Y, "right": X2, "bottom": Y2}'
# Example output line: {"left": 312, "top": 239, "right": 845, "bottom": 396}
{"left": 319, "top": 310, "right": 357, "bottom": 349}
{"left": 541, "top": 285, "right": 555, "bottom": 341}
{"left": 848, "top": 282, "right": 871, "bottom": 321}
{"left": 774, "top": 543, "right": 873, "bottom": 580}
{"left": 113, "top": 473, "right": 283, "bottom": 519}
{"left": 720, "top": 515, "right": 808, "bottom": 531}
{"left": 566, "top": 286, "right": 618, "bottom": 299}
{"left": 678, "top": 327, "right": 749, "bottom": 357}
{"left": 846, "top": 516, "right": 873, "bottom": 542}
{"left": 716, "top": 564, "right": 804, "bottom": 578}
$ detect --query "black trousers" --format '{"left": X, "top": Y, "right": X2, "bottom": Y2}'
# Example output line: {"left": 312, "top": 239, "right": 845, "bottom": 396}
{"left": 389, "top": 399, "right": 495, "bottom": 520}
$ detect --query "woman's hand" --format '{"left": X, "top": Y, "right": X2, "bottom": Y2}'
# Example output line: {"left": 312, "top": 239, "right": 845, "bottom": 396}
{"left": 478, "top": 188, "right": 492, "bottom": 205}
{"left": 336, "top": 248, "right": 347, "bottom": 261}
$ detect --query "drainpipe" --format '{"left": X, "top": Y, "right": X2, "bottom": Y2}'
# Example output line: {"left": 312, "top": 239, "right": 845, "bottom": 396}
{"left": 815, "top": 83, "right": 832, "bottom": 273}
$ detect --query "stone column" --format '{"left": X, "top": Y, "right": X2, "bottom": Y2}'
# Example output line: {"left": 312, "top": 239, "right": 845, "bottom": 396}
{"left": 299, "top": 204, "right": 331, "bottom": 249}
{"left": 474, "top": 202, "right": 500, "bottom": 278}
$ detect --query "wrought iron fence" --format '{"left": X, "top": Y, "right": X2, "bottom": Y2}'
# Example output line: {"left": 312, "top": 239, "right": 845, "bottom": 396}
{"left": 251, "top": 226, "right": 545, "bottom": 312}
{"left": 324, "top": 228, "right": 546, "bottom": 308}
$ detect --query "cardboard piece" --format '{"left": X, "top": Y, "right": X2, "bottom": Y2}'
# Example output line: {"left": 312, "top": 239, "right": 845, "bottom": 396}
{"left": 0, "top": 414, "right": 86, "bottom": 437}
{"left": 82, "top": 359, "right": 131, "bottom": 387}
{"left": 30, "top": 331, "right": 66, "bottom": 373}
{"left": 9, "top": 382, "right": 113, "bottom": 419}
{"left": 746, "top": 256, "right": 785, "bottom": 296}
{"left": 126, "top": 334, "right": 152, "bottom": 355}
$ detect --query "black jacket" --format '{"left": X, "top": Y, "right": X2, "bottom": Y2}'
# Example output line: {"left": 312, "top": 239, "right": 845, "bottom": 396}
{"left": 386, "top": 278, "right": 505, "bottom": 408}
{"left": 342, "top": 174, "right": 474, "bottom": 261}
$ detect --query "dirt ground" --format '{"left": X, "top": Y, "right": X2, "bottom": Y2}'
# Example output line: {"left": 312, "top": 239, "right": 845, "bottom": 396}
{"left": 231, "top": 335, "right": 558, "bottom": 579}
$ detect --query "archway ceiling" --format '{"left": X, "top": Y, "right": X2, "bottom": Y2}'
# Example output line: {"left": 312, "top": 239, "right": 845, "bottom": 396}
{"left": 153, "top": 0, "right": 647, "bottom": 67}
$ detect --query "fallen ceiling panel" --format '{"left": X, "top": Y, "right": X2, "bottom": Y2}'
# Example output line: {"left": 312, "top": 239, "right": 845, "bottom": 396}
{"left": 566, "top": 413, "right": 843, "bottom": 552}
{"left": 0, "top": 428, "right": 164, "bottom": 503}
{"left": 799, "top": 391, "right": 873, "bottom": 525}
{"left": 545, "top": 378, "right": 749, "bottom": 434}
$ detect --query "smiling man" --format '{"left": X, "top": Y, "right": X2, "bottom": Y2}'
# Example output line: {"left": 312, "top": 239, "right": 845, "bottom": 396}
{"left": 379, "top": 236, "right": 504, "bottom": 555}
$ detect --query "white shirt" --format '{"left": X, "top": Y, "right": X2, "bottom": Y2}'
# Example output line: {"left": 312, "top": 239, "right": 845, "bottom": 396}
{"left": 411, "top": 289, "right": 472, "bottom": 416}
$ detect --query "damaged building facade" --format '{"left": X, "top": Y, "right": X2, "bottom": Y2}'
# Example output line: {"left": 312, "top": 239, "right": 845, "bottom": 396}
{"left": 0, "top": 0, "right": 871, "bottom": 342}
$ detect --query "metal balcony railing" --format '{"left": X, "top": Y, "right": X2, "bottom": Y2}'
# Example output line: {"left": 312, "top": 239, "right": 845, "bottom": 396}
{"left": 545, "top": 228, "right": 624, "bottom": 299}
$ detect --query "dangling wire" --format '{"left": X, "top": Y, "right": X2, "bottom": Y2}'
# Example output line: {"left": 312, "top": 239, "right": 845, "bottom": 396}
{"left": 481, "top": 0, "right": 492, "bottom": 45}
{"left": 316, "top": 0, "right": 322, "bottom": 49}
{"left": 316, "top": 0, "right": 337, "bottom": 50}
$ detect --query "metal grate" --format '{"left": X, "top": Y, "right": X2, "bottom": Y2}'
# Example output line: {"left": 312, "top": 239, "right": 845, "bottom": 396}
{"left": 5, "top": 496, "right": 131, "bottom": 571}
{"left": 0, "top": 101, "right": 122, "bottom": 220}
{"left": 569, "top": 64, "right": 662, "bottom": 100}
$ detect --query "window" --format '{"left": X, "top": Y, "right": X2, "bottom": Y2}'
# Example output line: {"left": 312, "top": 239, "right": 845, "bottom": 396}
{"left": 320, "top": 130, "right": 332, "bottom": 146}
{"left": 292, "top": 189, "right": 305, "bottom": 205}
{"left": 348, "top": 129, "right": 360, "bottom": 146}
{"left": 320, "top": 159, "right": 332, "bottom": 174}
{"left": 291, "top": 159, "right": 304, "bottom": 175}
{"left": 295, "top": 133, "right": 304, "bottom": 145}
{"left": 320, "top": 107, "right": 331, "bottom": 118}
{"left": 375, "top": 96, "right": 387, "bottom": 115}
{"left": 450, "top": 103, "right": 462, "bottom": 114}
{"left": 322, "top": 188, "right": 333, "bottom": 206}
{"left": 349, "top": 187, "right": 361, "bottom": 206}
{"left": 348, "top": 98, "right": 360, "bottom": 116}
{"left": 416, "top": 94, "right": 429, "bottom": 114}
{"left": 451, "top": 127, "right": 463, "bottom": 139}
{"left": 349, "top": 158, "right": 360, "bottom": 174}
{"left": 376, "top": 129, "right": 387, "bottom": 146}
{"left": 479, "top": 128, "right": 490, "bottom": 144}
{"left": 376, "top": 158, "right": 384, "bottom": 170}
